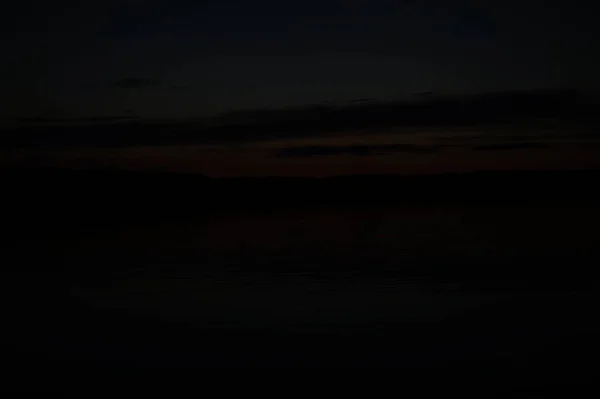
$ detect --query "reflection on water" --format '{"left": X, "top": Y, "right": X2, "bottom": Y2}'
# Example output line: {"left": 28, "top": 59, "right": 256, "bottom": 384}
{"left": 70, "top": 204, "right": 600, "bottom": 331}
{"left": 75, "top": 204, "right": 599, "bottom": 259}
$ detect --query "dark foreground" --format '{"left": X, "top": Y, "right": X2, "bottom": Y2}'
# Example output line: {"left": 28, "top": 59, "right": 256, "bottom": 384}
{"left": 2, "top": 168, "right": 600, "bottom": 373}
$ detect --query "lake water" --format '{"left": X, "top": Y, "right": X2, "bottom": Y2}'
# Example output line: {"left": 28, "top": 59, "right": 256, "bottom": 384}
{"left": 67, "top": 204, "right": 600, "bottom": 331}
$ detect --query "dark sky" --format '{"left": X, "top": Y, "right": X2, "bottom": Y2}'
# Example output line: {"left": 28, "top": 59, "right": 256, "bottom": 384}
{"left": 1, "top": 0, "right": 599, "bottom": 119}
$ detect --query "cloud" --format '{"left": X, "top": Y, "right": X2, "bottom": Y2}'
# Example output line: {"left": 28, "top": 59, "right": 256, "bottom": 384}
{"left": 4, "top": 88, "right": 598, "bottom": 150}
{"left": 471, "top": 142, "right": 552, "bottom": 151}
{"left": 437, "top": 135, "right": 485, "bottom": 143}
{"left": 83, "top": 116, "right": 134, "bottom": 122}
{"left": 413, "top": 91, "right": 435, "bottom": 97}
{"left": 13, "top": 115, "right": 136, "bottom": 124}
{"left": 115, "top": 78, "right": 160, "bottom": 89}
{"left": 349, "top": 98, "right": 376, "bottom": 103}
{"left": 273, "top": 144, "right": 443, "bottom": 158}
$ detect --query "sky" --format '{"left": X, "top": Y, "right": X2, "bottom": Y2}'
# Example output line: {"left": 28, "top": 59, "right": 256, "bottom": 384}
{"left": 1, "top": 0, "right": 600, "bottom": 176}
{"left": 1, "top": 0, "right": 599, "bottom": 119}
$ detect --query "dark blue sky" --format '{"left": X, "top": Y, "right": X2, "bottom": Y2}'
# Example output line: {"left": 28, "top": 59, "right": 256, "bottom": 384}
{"left": 1, "top": 0, "right": 598, "bottom": 119}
